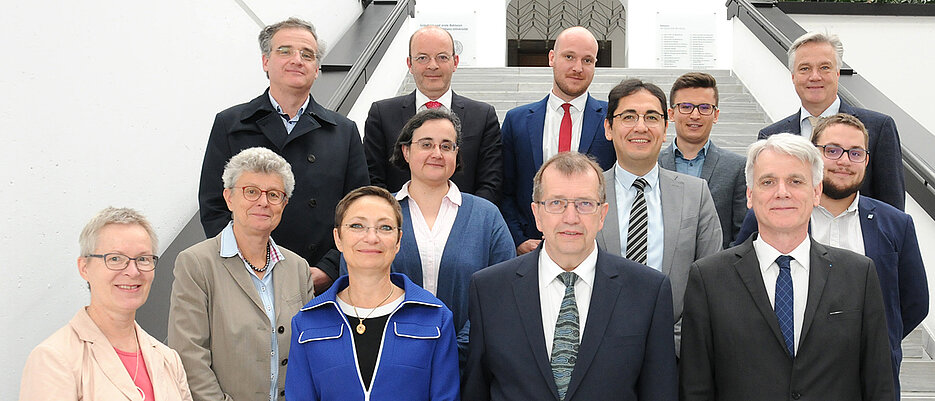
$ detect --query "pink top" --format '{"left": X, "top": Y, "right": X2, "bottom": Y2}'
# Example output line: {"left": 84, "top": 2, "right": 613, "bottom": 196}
{"left": 115, "top": 347, "right": 155, "bottom": 400}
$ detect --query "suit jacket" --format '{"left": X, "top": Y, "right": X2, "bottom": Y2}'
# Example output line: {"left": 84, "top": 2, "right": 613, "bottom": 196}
{"left": 680, "top": 237, "right": 895, "bottom": 401}
{"left": 658, "top": 140, "right": 746, "bottom": 249}
{"left": 198, "top": 89, "right": 370, "bottom": 279}
{"left": 462, "top": 248, "right": 677, "bottom": 401}
{"left": 20, "top": 308, "right": 192, "bottom": 401}
{"left": 733, "top": 196, "right": 928, "bottom": 391}
{"left": 364, "top": 90, "right": 503, "bottom": 203}
{"left": 758, "top": 100, "right": 905, "bottom": 210}
{"left": 596, "top": 166, "right": 723, "bottom": 332}
{"left": 167, "top": 234, "right": 316, "bottom": 401}
{"left": 499, "top": 94, "right": 617, "bottom": 246}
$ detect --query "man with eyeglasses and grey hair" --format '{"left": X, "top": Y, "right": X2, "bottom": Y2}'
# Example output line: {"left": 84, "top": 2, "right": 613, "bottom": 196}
{"left": 596, "top": 78, "right": 722, "bottom": 354}
{"left": 198, "top": 17, "right": 369, "bottom": 296}
{"left": 759, "top": 31, "right": 905, "bottom": 211}
{"left": 364, "top": 25, "right": 503, "bottom": 205}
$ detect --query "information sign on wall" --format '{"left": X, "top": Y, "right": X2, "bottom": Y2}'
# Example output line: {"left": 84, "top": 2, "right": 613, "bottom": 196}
{"left": 656, "top": 12, "right": 717, "bottom": 69}
{"left": 416, "top": 9, "right": 478, "bottom": 66}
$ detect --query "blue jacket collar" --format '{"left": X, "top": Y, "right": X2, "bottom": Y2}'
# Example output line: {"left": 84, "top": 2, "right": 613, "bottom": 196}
{"left": 303, "top": 272, "right": 443, "bottom": 310}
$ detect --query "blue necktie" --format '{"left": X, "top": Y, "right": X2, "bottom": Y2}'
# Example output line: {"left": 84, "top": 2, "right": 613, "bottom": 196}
{"left": 774, "top": 255, "right": 795, "bottom": 357}
{"left": 550, "top": 272, "right": 579, "bottom": 400}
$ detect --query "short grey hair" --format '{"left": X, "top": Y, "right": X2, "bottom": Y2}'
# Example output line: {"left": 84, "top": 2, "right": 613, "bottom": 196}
{"left": 79, "top": 207, "right": 158, "bottom": 257}
{"left": 222, "top": 147, "right": 296, "bottom": 198}
{"left": 258, "top": 17, "right": 326, "bottom": 59}
{"left": 787, "top": 31, "right": 843, "bottom": 71}
{"left": 745, "top": 133, "right": 824, "bottom": 188}
{"left": 532, "top": 152, "right": 606, "bottom": 203}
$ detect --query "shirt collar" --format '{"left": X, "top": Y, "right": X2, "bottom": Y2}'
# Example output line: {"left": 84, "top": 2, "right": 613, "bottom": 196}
{"left": 538, "top": 244, "right": 598, "bottom": 290}
{"left": 395, "top": 181, "right": 463, "bottom": 206}
{"left": 547, "top": 91, "right": 589, "bottom": 113}
{"left": 753, "top": 233, "right": 811, "bottom": 274}
{"left": 814, "top": 191, "right": 861, "bottom": 218}
{"left": 673, "top": 138, "right": 710, "bottom": 160}
{"left": 268, "top": 92, "right": 310, "bottom": 121}
{"left": 614, "top": 162, "right": 659, "bottom": 191}
{"left": 415, "top": 88, "right": 453, "bottom": 110}
{"left": 800, "top": 96, "right": 841, "bottom": 121}
{"left": 219, "top": 221, "right": 285, "bottom": 262}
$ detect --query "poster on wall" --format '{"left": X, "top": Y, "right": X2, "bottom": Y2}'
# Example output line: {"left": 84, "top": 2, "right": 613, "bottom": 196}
{"left": 415, "top": 9, "right": 478, "bottom": 66}
{"left": 656, "top": 11, "right": 717, "bottom": 69}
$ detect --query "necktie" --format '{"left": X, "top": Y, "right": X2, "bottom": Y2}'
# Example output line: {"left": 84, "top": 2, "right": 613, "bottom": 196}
{"left": 558, "top": 103, "right": 572, "bottom": 153}
{"left": 425, "top": 101, "right": 442, "bottom": 109}
{"left": 806, "top": 115, "right": 821, "bottom": 133}
{"left": 626, "top": 178, "right": 649, "bottom": 265}
{"left": 775, "top": 255, "right": 795, "bottom": 357}
{"left": 550, "top": 272, "right": 579, "bottom": 400}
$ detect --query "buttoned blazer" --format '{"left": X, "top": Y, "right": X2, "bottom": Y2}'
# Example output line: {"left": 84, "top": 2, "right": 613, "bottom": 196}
{"left": 167, "top": 234, "right": 315, "bottom": 401}
{"left": 758, "top": 100, "right": 905, "bottom": 210}
{"left": 596, "top": 166, "right": 723, "bottom": 329}
{"left": 20, "top": 308, "right": 193, "bottom": 401}
{"left": 198, "top": 89, "right": 370, "bottom": 279}
{"left": 658, "top": 140, "right": 746, "bottom": 249}
{"left": 462, "top": 248, "right": 677, "bottom": 401}
{"left": 499, "top": 95, "right": 616, "bottom": 246}
{"left": 363, "top": 90, "right": 503, "bottom": 204}
{"left": 679, "top": 237, "right": 895, "bottom": 401}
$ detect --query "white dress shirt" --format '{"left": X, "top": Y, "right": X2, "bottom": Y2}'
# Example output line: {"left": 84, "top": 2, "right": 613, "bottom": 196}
{"left": 753, "top": 235, "right": 812, "bottom": 353}
{"left": 543, "top": 92, "right": 588, "bottom": 161}
{"left": 539, "top": 245, "right": 597, "bottom": 355}
{"left": 799, "top": 96, "right": 841, "bottom": 136}
{"left": 396, "top": 181, "right": 462, "bottom": 295}
{"left": 613, "top": 163, "right": 664, "bottom": 271}
{"left": 811, "top": 194, "right": 864, "bottom": 254}
{"left": 415, "top": 88, "right": 453, "bottom": 112}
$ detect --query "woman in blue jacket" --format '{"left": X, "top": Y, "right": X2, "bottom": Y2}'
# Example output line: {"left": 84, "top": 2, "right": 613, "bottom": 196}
{"left": 286, "top": 186, "right": 459, "bottom": 401}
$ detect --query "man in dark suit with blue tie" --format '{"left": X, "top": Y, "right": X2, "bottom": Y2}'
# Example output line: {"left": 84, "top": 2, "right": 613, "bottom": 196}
{"left": 735, "top": 114, "right": 928, "bottom": 397}
{"left": 758, "top": 31, "right": 904, "bottom": 210}
{"left": 464, "top": 152, "right": 677, "bottom": 401}
{"left": 500, "top": 27, "right": 616, "bottom": 255}
{"left": 680, "top": 133, "right": 894, "bottom": 400}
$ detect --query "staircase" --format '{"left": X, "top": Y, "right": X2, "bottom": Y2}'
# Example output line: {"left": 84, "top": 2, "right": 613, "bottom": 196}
{"left": 398, "top": 66, "right": 935, "bottom": 399}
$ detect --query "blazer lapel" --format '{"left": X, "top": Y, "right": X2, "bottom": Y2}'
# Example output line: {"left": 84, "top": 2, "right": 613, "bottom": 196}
{"left": 658, "top": 143, "right": 676, "bottom": 171}
{"left": 700, "top": 143, "right": 719, "bottom": 182}
{"left": 219, "top": 251, "right": 267, "bottom": 313}
{"left": 577, "top": 96, "right": 602, "bottom": 154}
{"left": 526, "top": 96, "right": 548, "bottom": 168}
{"left": 392, "top": 198, "right": 424, "bottom": 286}
{"left": 75, "top": 311, "right": 141, "bottom": 400}
{"left": 857, "top": 197, "right": 881, "bottom": 257}
{"left": 659, "top": 170, "right": 684, "bottom": 275}
{"left": 512, "top": 251, "right": 560, "bottom": 400}
{"left": 598, "top": 169, "right": 622, "bottom": 255}
{"left": 732, "top": 240, "right": 790, "bottom": 355}
{"left": 255, "top": 110, "right": 289, "bottom": 150}
{"left": 402, "top": 91, "right": 417, "bottom": 121}
{"left": 799, "top": 240, "right": 832, "bottom": 345}
{"left": 137, "top": 325, "right": 168, "bottom": 401}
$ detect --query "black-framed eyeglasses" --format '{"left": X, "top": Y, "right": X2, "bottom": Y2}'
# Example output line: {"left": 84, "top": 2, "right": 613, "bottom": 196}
{"left": 86, "top": 253, "right": 158, "bottom": 271}
{"left": 339, "top": 223, "right": 400, "bottom": 237}
{"left": 410, "top": 138, "right": 458, "bottom": 153}
{"left": 274, "top": 46, "right": 318, "bottom": 63}
{"left": 239, "top": 186, "right": 287, "bottom": 204}
{"left": 816, "top": 145, "right": 869, "bottom": 163}
{"left": 674, "top": 102, "right": 717, "bottom": 116}
{"left": 537, "top": 198, "right": 602, "bottom": 214}
{"left": 611, "top": 111, "right": 665, "bottom": 128}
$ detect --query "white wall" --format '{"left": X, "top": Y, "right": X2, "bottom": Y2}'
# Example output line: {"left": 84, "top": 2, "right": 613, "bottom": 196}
{"left": 347, "top": 18, "right": 415, "bottom": 133}
{"left": 0, "top": 1, "right": 362, "bottom": 397}
{"left": 730, "top": 18, "right": 801, "bottom": 121}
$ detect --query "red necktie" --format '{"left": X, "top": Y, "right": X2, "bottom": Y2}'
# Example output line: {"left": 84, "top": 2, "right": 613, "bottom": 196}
{"left": 558, "top": 103, "right": 572, "bottom": 152}
{"left": 425, "top": 101, "right": 442, "bottom": 109}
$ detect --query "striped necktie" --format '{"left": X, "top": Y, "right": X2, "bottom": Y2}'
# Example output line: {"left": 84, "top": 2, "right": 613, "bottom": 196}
{"left": 626, "top": 178, "right": 649, "bottom": 265}
{"left": 550, "top": 271, "right": 579, "bottom": 400}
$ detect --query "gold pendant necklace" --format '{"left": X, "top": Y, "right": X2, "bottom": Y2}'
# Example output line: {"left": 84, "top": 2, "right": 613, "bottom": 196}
{"left": 349, "top": 284, "right": 395, "bottom": 335}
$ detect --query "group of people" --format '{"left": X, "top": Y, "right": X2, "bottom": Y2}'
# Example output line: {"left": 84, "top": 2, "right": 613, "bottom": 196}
{"left": 18, "top": 15, "right": 928, "bottom": 401}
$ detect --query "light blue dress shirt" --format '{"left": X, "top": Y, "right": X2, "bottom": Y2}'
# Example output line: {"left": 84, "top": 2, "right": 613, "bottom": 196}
{"left": 673, "top": 139, "right": 711, "bottom": 178}
{"left": 798, "top": 96, "right": 841, "bottom": 136}
{"left": 219, "top": 221, "right": 284, "bottom": 401}
{"left": 269, "top": 92, "right": 310, "bottom": 135}
{"left": 614, "top": 163, "right": 664, "bottom": 271}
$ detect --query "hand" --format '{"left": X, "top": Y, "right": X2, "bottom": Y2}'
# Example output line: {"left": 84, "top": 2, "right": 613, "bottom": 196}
{"left": 309, "top": 267, "right": 333, "bottom": 295}
{"left": 516, "top": 239, "right": 541, "bottom": 255}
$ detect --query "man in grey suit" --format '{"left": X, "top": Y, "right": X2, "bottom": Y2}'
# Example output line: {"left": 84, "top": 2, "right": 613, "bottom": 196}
{"left": 680, "top": 133, "right": 894, "bottom": 400}
{"left": 658, "top": 72, "right": 746, "bottom": 248}
{"left": 596, "top": 79, "right": 722, "bottom": 350}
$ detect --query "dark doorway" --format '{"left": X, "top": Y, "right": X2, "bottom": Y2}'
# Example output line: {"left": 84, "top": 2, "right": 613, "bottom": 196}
{"left": 508, "top": 39, "right": 613, "bottom": 67}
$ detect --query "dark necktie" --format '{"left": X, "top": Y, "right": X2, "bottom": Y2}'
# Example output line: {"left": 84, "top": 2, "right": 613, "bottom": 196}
{"left": 425, "top": 101, "right": 442, "bottom": 109}
{"left": 550, "top": 272, "right": 579, "bottom": 400}
{"left": 775, "top": 255, "right": 795, "bottom": 356}
{"left": 626, "top": 178, "right": 649, "bottom": 265}
{"left": 558, "top": 103, "right": 572, "bottom": 153}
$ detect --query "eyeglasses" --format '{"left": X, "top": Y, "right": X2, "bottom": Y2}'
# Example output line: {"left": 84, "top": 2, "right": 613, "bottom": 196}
{"left": 611, "top": 111, "right": 665, "bottom": 128}
{"left": 537, "top": 198, "right": 602, "bottom": 214}
{"left": 239, "top": 186, "right": 287, "bottom": 205}
{"left": 674, "top": 102, "right": 717, "bottom": 116}
{"left": 815, "top": 145, "right": 869, "bottom": 163}
{"left": 340, "top": 223, "right": 400, "bottom": 237}
{"left": 410, "top": 53, "right": 453, "bottom": 65}
{"left": 86, "top": 253, "right": 158, "bottom": 272}
{"left": 410, "top": 138, "right": 458, "bottom": 153}
{"left": 274, "top": 46, "right": 318, "bottom": 63}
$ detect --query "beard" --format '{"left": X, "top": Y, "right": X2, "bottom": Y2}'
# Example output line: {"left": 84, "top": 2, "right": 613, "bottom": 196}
{"left": 822, "top": 174, "right": 864, "bottom": 200}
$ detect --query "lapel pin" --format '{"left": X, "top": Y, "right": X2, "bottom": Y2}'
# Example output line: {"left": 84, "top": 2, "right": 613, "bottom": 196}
{"left": 868, "top": 214, "right": 874, "bottom": 220}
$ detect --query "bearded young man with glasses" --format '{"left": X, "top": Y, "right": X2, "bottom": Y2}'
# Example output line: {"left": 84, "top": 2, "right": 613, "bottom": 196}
{"left": 596, "top": 78, "right": 722, "bottom": 355}
{"left": 734, "top": 114, "right": 928, "bottom": 397}
{"left": 657, "top": 72, "right": 747, "bottom": 249}
{"left": 198, "top": 17, "right": 369, "bottom": 296}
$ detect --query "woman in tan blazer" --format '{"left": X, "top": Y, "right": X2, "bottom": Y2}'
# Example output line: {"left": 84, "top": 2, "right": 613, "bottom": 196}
{"left": 19, "top": 207, "right": 193, "bottom": 401}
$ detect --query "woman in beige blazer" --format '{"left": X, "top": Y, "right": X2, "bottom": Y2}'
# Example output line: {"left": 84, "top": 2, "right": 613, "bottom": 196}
{"left": 19, "top": 207, "right": 193, "bottom": 401}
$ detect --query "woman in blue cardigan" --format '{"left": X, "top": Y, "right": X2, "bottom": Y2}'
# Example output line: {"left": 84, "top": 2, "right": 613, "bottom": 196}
{"left": 388, "top": 109, "right": 516, "bottom": 353}
{"left": 286, "top": 186, "right": 459, "bottom": 400}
